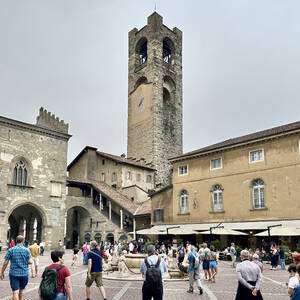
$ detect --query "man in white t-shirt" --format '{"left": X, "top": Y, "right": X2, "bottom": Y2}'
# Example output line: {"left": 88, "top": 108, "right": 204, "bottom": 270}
{"left": 288, "top": 264, "right": 300, "bottom": 297}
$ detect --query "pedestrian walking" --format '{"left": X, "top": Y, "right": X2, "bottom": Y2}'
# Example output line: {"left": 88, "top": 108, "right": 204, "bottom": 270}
{"left": 39, "top": 250, "right": 73, "bottom": 300}
{"left": 201, "top": 243, "right": 211, "bottom": 280}
{"left": 177, "top": 242, "right": 185, "bottom": 264}
{"left": 187, "top": 245, "right": 203, "bottom": 295}
{"left": 140, "top": 244, "right": 167, "bottom": 300}
{"left": 71, "top": 245, "right": 79, "bottom": 267}
{"left": 83, "top": 242, "right": 88, "bottom": 265}
{"left": 29, "top": 240, "right": 40, "bottom": 278}
{"left": 270, "top": 244, "right": 279, "bottom": 270}
{"left": 235, "top": 249, "right": 263, "bottom": 300}
{"left": 279, "top": 246, "right": 285, "bottom": 270}
{"left": 290, "top": 264, "right": 300, "bottom": 300}
{"left": 252, "top": 254, "right": 263, "bottom": 272}
{"left": 287, "top": 264, "right": 300, "bottom": 297}
{"left": 230, "top": 243, "right": 237, "bottom": 268}
{"left": 209, "top": 245, "right": 218, "bottom": 283}
{"left": 10, "top": 239, "right": 15, "bottom": 248}
{"left": 39, "top": 242, "right": 45, "bottom": 256}
{"left": 0, "top": 235, "right": 33, "bottom": 300}
{"left": 85, "top": 241, "right": 107, "bottom": 300}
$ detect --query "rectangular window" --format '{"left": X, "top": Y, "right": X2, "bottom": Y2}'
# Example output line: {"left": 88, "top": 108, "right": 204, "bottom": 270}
{"left": 146, "top": 175, "right": 152, "bottom": 183}
{"left": 102, "top": 159, "right": 105, "bottom": 165}
{"left": 154, "top": 209, "right": 164, "bottom": 222}
{"left": 112, "top": 173, "right": 117, "bottom": 182}
{"left": 101, "top": 173, "right": 105, "bottom": 182}
{"left": 178, "top": 165, "right": 188, "bottom": 176}
{"left": 249, "top": 149, "right": 264, "bottom": 163}
{"left": 51, "top": 182, "right": 62, "bottom": 197}
{"left": 126, "top": 171, "right": 132, "bottom": 180}
{"left": 136, "top": 173, "right": 141, "bottom": 182}
{"left": 210, "top": 158, "right": 222, "bottom": 170}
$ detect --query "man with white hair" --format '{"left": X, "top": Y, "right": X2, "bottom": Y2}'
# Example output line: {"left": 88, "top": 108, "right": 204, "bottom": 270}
{"left": 235, "top": 249, "right": 263, "bottom": 300}
{"left": 187, "top": 245, "right": 203, "bottom": 295}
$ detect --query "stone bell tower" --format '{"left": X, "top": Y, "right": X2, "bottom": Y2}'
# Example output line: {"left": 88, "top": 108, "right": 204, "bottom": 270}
{"left": 127, "top": 12, "right": 183, "bottom": 187}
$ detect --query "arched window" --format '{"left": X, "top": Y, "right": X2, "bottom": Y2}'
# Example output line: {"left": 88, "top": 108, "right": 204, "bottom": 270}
{"left": 179, "top": 190, "right": 189, "bottom": 214}
{"left": 13, "top": 160, "right": 28, "bottom": 186}
{"left": 84, "top": 233, "right": 91, "bottom": 242}
{"left": 136, "top": 38, "right": 147, "bottom": 66}
{"left": 163, "top": 38, "right": 174, "bottom": 64}
{"left": 252, "top": 179, "right": 265, "bottom": 209}
{"left": 94, "top": 233, "right": 102, "bottom": 244}
{"left": 211, "top": 184, "right": 223, "bottom": 212}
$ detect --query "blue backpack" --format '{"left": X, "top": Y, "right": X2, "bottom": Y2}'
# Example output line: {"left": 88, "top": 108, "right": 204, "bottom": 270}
{"left": 291, "top": 285, "right": 300, "bottom": 300}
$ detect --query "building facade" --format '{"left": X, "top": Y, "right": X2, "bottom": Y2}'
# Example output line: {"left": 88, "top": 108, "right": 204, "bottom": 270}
{"left": 66, "top": 146, "right": 153, "bottom": 246}
{"left": 127, "top": 12, "right": 183, "bottom": 187}
{"left": 0, "top": 108, "right": 70, "bottom": 249}
{"left": 151, "top": 122, "right": 300, "bottom": 247}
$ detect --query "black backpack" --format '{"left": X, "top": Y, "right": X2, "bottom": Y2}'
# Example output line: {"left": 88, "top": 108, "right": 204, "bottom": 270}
{"left": 40, "top": 265, "right": 64, "bottom": 300}
{"left": 144, "top": 257, "right": 162, "bottom": 287}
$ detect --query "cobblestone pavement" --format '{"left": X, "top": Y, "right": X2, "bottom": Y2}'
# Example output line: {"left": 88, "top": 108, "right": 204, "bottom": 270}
{"left": 0, "top": 250, "right": 290, "bottom": 299}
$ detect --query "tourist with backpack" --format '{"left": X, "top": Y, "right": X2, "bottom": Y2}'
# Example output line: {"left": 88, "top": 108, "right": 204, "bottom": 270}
{"left": 85, "top": 240, "right": 107, "bottom": 300}
{"left": 140, "top": 244, "right": 167, "bottom": 300}
{"left": 0, "top": 235, "right": 33, "bottom": 300}
{"left": 187, "top": 245, "right": 203, "bottom": 295}
{"left": 39, "top": 250, "right": 73, "bottom": 300}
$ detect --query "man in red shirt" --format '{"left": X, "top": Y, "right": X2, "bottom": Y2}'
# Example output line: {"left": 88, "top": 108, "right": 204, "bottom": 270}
{"left": 10, "top": 240, "right": 15, "bottom": 248}
{"left": 39, "top": 250, "right": 73, "bottom": 300}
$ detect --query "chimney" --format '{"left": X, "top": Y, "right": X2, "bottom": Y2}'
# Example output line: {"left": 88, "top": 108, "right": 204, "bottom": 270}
{"left": 140, "top": 157, "right": 145, "bottom": 165}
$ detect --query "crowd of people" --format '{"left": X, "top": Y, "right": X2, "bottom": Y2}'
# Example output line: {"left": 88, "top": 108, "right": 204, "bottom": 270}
{"left": 0, "top": 236, "right": 300, "bottom": 300}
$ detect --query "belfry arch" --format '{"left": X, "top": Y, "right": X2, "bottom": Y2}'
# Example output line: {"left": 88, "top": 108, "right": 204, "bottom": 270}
{"left": 8, "top": 203, "right": 45, "bottom": 244}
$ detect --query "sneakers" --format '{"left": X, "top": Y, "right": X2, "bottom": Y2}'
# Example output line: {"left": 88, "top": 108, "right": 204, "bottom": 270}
{"left": 199, "top": 287, "right": 203, "bottom": 295}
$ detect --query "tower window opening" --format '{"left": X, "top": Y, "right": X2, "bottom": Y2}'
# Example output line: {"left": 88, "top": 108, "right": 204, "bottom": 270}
{"left": 163, "top": 41, "right": 172, "bottom": 63}
{"left": 139, "top": 41, "right": 147, "bottom": 65}
{"left": 163, "top": 88, "right": 171, "bottom": 103}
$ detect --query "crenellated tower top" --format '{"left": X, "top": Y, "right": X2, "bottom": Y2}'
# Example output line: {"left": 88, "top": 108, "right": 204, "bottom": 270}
{"left": 36, "top": 107, "right": 69, "bottom": 134}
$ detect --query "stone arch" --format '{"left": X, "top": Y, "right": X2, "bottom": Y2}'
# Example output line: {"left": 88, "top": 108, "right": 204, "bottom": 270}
{"left": 135, "top": 37, "right": 148, "bottom": 66}
{"left": 106, "top": 233, "right": 114, "bottom": 244}
{"left": 134, "top": 76, "right": 148, "bottom": 90}
{"left": 66, "top": 205, "right": 91, "bottom": 248}
{"left": 7, "top": 202, "right": 47, "bottom": 244}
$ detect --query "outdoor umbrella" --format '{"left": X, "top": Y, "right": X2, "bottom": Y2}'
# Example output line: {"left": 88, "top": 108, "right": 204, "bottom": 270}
{"left": 254, "top": 227, "right": 300, "bottom": 237}
{"left": 198, "top": 228, "right": 248, "bottom": 236}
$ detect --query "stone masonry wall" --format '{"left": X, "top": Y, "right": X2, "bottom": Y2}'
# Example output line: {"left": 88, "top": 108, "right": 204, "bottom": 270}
{"left": 0, "top": 113, "right": 70, "bottom": 250}
{"left": 127, "top": 13, "right": 183, "bottom": 187}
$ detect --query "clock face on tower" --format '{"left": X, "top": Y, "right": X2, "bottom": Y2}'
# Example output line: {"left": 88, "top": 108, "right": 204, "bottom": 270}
{"left": 135, "top": 95, "right": 146, "bottom": 113}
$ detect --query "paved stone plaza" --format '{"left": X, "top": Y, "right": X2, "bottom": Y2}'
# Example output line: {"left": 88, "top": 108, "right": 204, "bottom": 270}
{"left": 0, "top": 250, "right": 290, "bottom": 300}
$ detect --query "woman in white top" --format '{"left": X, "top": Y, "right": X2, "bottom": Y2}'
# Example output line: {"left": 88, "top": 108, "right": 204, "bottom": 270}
{"left": 288, "top": 264, "right": 300, "bottom": 297}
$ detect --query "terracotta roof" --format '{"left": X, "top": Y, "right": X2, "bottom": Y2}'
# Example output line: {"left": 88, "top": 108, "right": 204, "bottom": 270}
{"left": 67, "top": 146, "right": 155, "bottom": 171}
{"left": 67, "top": 177, "right": 151, "bottom": 216}
{"left": 170, "top": 120, "right": 300, "bottom": 161}
{"left": 96, "top": 151, "right": 155, "bottom": 170}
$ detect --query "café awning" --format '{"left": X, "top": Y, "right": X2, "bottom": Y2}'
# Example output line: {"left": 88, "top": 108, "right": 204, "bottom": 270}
{"left": 198, "top": 228, "right": 248, "bottom": 236}
{"left": 254, "top": 227, "right": 300, "bottom": 237}
{"left": 136, "top": 228, "right": 167, "bottom": 235}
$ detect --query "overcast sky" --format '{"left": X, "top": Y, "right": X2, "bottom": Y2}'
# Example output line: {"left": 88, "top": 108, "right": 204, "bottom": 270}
{"left": 1, "top": 0, "right": 299, "bottom": 163}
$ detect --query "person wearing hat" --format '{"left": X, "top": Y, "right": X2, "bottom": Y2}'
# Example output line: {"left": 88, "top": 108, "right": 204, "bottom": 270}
{"left": 235, "top": 249, "right": 263, "bottom": 300}
{"left": 140, "top": 244, "right": 167, "bottom": 300}
{"left": 85, "top": 241, "right": 107, "bottom": 300}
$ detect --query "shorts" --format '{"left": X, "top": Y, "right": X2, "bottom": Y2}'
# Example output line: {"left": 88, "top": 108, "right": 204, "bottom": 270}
{"left": 85, "top": 272, "right": 103, "bottom": 287}
{"left": 202, "top": 260, "right": 210, "bottom": 270}
{"left": 32, "top": 258, "right": 39, "bottom": 266}
{"left": 209, "top": 260, "right": 217, "bottom": 269}
{"left": 9, "top": 275, "right": 28, "bottom": 291}
{"left": 73, "top": 254, "right": 78, "bottom": 258}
